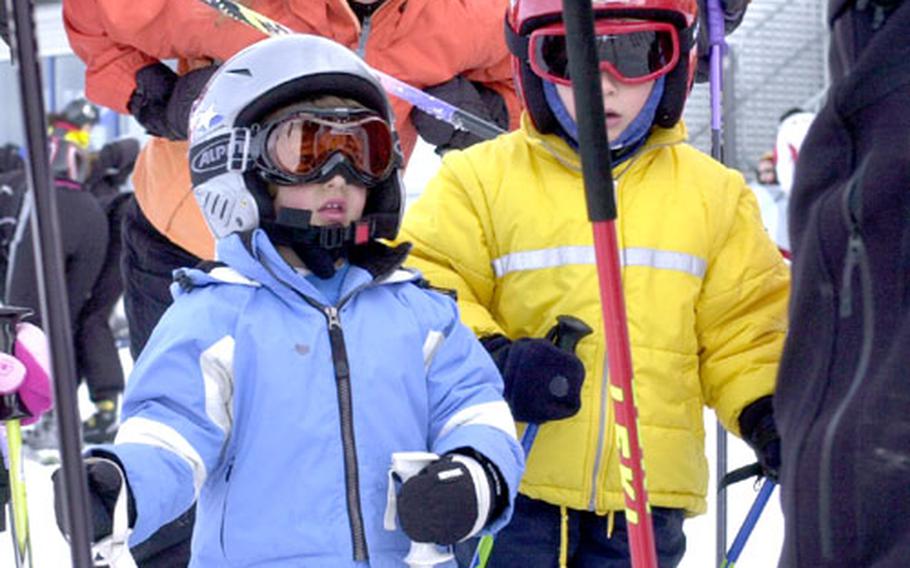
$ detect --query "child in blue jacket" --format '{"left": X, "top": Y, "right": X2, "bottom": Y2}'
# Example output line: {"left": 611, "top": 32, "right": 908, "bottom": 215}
{"left": 52, "top": 35, "right": 524, "bottom": 567}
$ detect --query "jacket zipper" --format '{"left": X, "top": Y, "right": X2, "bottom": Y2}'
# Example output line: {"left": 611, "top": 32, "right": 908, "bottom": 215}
{"left": 588, "top": 354, "right": 611, "bottom": 510}
{"left": 323, "top": 305, "right": 369, "bottom": 561}
{"left": 356, "top": 15, "right": 372, "bottom": 57}
{"left": 588, "top": 177, "right": 623, "bottom": 510}
{"left": 253, "top": 248, "right": 408, "bottom": 561}
{"left": 818, "top": 171, "right": 875, "bottom": 560}
{"left": 219, "top": 457, "right": 236, "bottom": 556}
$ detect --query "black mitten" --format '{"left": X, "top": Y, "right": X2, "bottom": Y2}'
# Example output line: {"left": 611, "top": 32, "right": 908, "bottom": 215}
{"left": 52, "top": 455, "right": 136, "bottom": 542}
{"left": 482, "top": 335, "right": 585, "bottom": 424}
{"left": 128, "top": 62, "right": 179, "bottom": 139}
{"left": 410, "top": 76, "right": 508, "bottom": 154}
{"left": 0, "top": 457, "right": 9, "bottom": 531}
{"left": 738, "top": 396, "right": 781, "bottom": 481}
{"left": 165, "top": 65, "right": 219, "bottom": 140}
{"left": 128, "top": 63, "right": 217, "bottom": 140}
{"left": 397, "top": 450, "right": 506, "bottom": 545}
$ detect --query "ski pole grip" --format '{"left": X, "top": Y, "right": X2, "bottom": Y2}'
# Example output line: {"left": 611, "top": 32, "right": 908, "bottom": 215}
{"left": 545, "top": 315, "right": 594, "bottom": 354}
{"left": 707, "top": 0, "right": 725, "bottom": 46}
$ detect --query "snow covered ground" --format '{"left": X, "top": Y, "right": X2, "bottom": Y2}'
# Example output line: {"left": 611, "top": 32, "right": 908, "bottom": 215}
{"left": 0, "top": 141, "right": 784, "bottom": 566}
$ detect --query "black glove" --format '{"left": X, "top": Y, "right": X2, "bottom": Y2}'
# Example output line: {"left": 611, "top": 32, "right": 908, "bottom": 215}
{"left": 128, "top": 62, "right": 218, "bottom": 140}
{"left": 0, "top": 0, "right": 9, "bottom": 48}
{"left": 0, "top": 457, "right": 9, "bottom": 531}
{"left": 397, "top": 450, "right": 506, "bottom": 545}
{"left": 694, "top": 0, "right": 750, "bottom": 83}
{"left": 482, "top": 334, "right": 585, "bottom": 424}
{"left": 0, "top": 143, "right": 23, "bottom": 174}
{"left": 410, "top": 76, "right": 509, "bottom": 154}
{"left": 52, "top": 455, "right": 136, "bottom": 542}
{"left": 738, "top": 396, "right": 781, "bottom": 481}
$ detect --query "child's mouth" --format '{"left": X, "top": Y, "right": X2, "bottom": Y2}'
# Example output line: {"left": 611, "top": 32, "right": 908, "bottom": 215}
{"left": 318, "top": 200, "right": 347, "bottom": 222}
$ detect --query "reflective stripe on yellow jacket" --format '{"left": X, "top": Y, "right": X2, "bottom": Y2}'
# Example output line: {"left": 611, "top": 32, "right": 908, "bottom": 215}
{"left": 397, "top": 114, "right": 790, "bottom": 515}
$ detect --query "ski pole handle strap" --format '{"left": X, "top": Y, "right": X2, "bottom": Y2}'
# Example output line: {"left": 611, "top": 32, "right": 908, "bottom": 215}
{"left": 84, "top": 457, "right": 137, "bottom": 568}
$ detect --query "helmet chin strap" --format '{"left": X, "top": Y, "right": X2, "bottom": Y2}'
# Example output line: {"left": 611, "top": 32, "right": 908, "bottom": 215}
{"left": 260, "top": 207, "right": 373, "bottom": 278}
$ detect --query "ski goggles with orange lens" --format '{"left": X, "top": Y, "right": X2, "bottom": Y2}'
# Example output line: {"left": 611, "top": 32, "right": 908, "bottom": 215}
{"left": 528, "top": 20, "right": 679, "bottom": 85}
{"left": 256, "top": 109, "right": 397, "bottom": 186}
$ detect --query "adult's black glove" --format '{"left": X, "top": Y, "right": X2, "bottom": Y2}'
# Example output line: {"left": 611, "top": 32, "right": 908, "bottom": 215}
{"left": 0, "top": 143, "right": 23, "bottom": 174}
{"left": 410, "top": 76, "right": 509, "bottom": 154}
{"left": 0, "top": 458, "right": 9, "bottom": 531}
{"left": 694, "top": 0, "right": 750, "bottom": 83}
{"left": 128, "top": 62, "right": 218, "bottom": 140}
{"left": 482, "top": 334, "right": 585, "bottom": 424}
{"left": 738, "top": 395, "right": 781, "bottom": 481}
{"left": 0, "top": 0, "right": 9, "bottom": 48}
{"left": 52, "top": 455, "right": 136, "bottom": 542}
{"left": 397, "top": 450, "right": 507, "bottom": 545}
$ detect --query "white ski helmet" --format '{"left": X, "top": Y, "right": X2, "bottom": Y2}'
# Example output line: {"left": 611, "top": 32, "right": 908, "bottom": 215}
{"left": 774, "top": 110, "right": 815, "bottom": 196}
{"left": 187, "top": 34, "right": 404, "bottom": 242}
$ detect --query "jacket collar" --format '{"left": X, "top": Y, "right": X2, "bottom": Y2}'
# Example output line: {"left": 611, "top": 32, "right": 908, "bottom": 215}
{"left": 520, "top": 113, "right": 689, "bottom": 177}
{"left": 204, "top": 230, "right": 416, "bottom": 306}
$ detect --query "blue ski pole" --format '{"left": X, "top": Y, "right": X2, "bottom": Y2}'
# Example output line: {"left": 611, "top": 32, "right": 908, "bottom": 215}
{"left": 721, "top": 479, "right": 776, "bottom": 568}
{"left": 470, "top": 315, "right": 592, "bottom": 568}
{"left": 705, "top": 1, "right": 729, "bottom": 564}
{"left": 198, "top": 0, "right": 506, "bottom": 140}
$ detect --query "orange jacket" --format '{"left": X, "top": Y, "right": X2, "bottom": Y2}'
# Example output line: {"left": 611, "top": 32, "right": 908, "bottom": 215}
{"left": 64, "top": 0, "right": 519, "bottom": 259}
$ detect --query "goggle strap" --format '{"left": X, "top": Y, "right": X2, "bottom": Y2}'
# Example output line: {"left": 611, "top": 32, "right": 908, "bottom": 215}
{"left": 190, "top": 130, "right": 253, "bottom": 185}
{"left": 505, "top": 19, "right": 529, "bottom": 61}
{"left": 227, "top": 128, "right": 252, "bottom": 173}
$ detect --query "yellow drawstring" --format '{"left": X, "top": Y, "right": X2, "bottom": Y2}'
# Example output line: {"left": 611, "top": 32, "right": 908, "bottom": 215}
{"left": 559, "top": 505, "right": 569, "bottom": 568}
{"left": 606, "top": 510, "right": 616, "bottom": 539}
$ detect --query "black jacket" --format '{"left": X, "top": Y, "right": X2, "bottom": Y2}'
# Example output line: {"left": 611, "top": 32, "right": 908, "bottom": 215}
{"left": 775, "top": 2, "right": 910, "bottom": 566}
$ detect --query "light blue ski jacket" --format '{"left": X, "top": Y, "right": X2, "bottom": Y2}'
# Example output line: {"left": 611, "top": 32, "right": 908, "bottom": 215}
{"left": 99, "top": 230, "right": 524, "bottom": 567}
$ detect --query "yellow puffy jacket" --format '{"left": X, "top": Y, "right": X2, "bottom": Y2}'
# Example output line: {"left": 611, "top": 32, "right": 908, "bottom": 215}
{"left": 398, "top": 115, "right": 790, "bottom": 515}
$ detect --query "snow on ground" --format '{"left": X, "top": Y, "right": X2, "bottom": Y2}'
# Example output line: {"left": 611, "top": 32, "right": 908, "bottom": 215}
{"left": 1, "top": 141, "right": 784, "bottom": 566}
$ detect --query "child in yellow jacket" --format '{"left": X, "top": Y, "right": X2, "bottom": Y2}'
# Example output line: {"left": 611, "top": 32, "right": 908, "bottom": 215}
{"left": 398, "top": 0, "right": 790, "bottom": 565}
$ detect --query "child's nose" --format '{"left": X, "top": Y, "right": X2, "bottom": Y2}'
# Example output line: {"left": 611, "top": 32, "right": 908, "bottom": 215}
{"left": 323, "top": 175, "right": 347, "bottom": 191}
{"left": 600, "top": 71, "right": 619, "bottom": 95}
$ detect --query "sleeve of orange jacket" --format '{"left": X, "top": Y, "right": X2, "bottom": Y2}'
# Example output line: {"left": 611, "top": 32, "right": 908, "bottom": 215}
{"left": 696, "top": 172, "right": 790, "bottom": 436}
{"left": 457, "top": 0, "right": 521, "bottom": 130}
{"left": 63, "top": 0, "right": 267, "bottom": 113}
{"left": 396, "top": 151, "right": 505, "bottom": 339}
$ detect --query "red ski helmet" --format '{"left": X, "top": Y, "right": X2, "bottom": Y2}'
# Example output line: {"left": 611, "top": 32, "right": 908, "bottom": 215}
{"left": 506, "top": 0, "right": 699, "bottom": 135}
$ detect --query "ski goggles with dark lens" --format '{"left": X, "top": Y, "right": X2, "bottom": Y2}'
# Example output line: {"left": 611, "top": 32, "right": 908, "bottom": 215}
{"left": 256, "top": 109, "right": 397, "bottom": 186}
{"left": 528, "top": 20, "right": 679, "bottom": 85}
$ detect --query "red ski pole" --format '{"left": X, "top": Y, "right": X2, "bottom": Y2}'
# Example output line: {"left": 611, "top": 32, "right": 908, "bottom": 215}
{"left": 560, "top": 1, "right": 657, "bottom": 567}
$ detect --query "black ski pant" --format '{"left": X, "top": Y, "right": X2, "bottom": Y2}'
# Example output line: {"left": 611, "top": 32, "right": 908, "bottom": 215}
{"left": 455, "top": 494, "right": 687, "bottom": 567}
{"left": 120, "top": 195, "right": 199, "bottom": 567}
{"left": 6, "top": 186, "right": 124, "bottom": 401}
{"left": 121, "top": 196, "right": 200, "bottom": 359}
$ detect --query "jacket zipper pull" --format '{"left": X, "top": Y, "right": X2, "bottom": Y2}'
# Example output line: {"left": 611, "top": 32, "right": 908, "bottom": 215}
{"left": 324, "top": 306, "right": 350, "bottom": 379}
{"left": 839, "top": 232, "right": 862, "bottom": 318}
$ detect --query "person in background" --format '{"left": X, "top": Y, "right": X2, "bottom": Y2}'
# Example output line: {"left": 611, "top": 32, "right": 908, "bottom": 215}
{"left": 7, "top": 103, "right": 114, "bottom": 451}
{"left": 78, "top": 137, "right": 140, "bottom": 444}
{"left": 749, "top": 149, "right": 790, "bottom": 254}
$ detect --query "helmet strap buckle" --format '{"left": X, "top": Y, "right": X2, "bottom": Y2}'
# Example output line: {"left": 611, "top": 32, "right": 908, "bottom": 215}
{"left": 227, "top": 127, "right": 252, "bottom": 172}
{"left": 319, "top": 225, "right": 349, "bottom": 249}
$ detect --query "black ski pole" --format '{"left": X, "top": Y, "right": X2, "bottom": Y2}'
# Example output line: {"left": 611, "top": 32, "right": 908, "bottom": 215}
{"left": 6, "top": 0, "right": 93, "bottom": 565}
{"left": 560, "top": 1, "right": 656, "bottom": 566}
